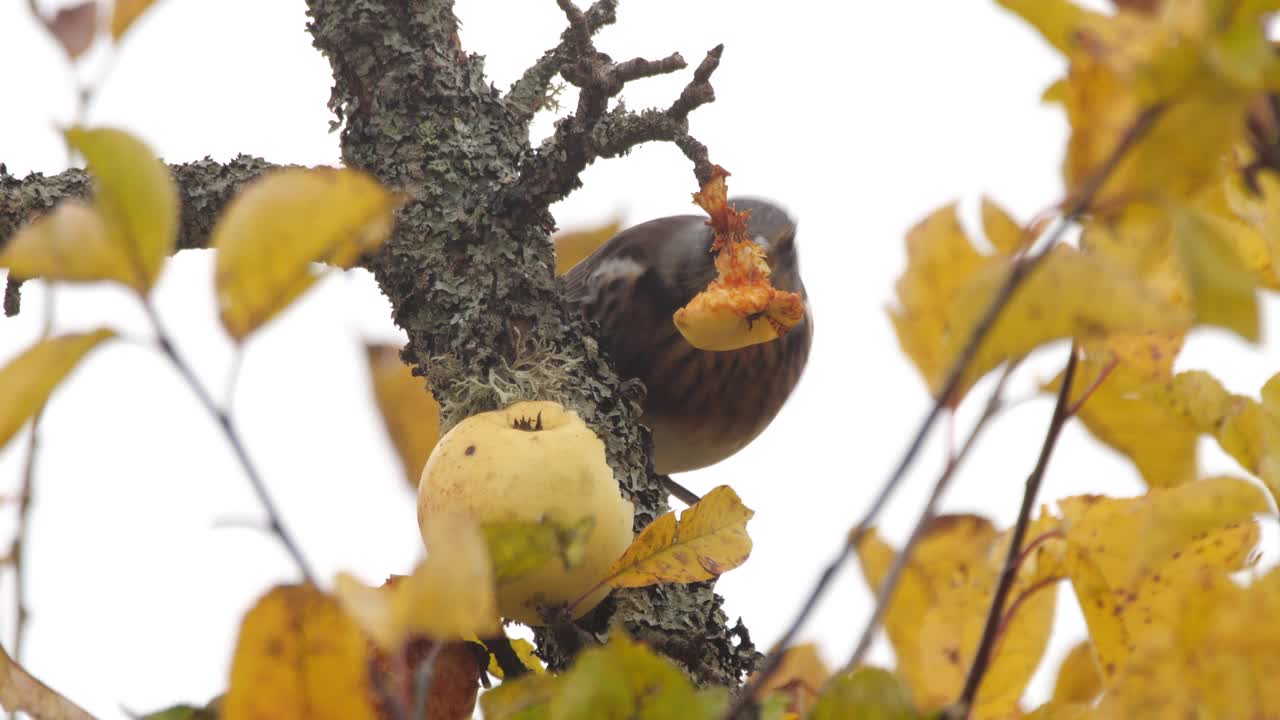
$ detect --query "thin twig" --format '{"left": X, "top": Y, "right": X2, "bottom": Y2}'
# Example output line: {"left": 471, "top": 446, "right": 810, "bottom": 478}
{"left": 660, "top": 475, "right": 701, "bottom": 506}
{"left": 724, "top": 104, "right": 1165, "bottom": 720}
{"left": 1065, "top": 354, "right": 1117, "bottom": 416}
{"left": 410, "top": 642, "right": 445, "bottom": 720}
{"left": 7, "top": 284, "right": 56, "bottom": 684}
{"left": 844, "top": 360, "right": 1020, "bottom": 671}
{"left": 956, "top": 344, "right": 1080, "bottom": 712}
{"left": 140, "top": 299, "right": 316, "bottom": 584}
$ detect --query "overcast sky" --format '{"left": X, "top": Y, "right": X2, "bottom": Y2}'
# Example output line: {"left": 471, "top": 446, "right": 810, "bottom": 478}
{"left": 2, "top": 1, "right": 1278, "bottom": 717}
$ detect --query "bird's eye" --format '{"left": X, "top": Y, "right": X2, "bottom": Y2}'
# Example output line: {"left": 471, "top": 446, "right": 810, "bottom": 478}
{"left": 753, "top": 234, "right": 771, "bottom": 252}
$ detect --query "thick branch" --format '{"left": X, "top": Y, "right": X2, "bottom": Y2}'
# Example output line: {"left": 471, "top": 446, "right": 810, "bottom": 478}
{"left": 305, "top": 0, "right": 753, "bottom": 687}
{"left": 516, "top": 43, "right": 723, "bottom": 210}
{"left": 0, "top": 156, "right": 279, "bottom": 314}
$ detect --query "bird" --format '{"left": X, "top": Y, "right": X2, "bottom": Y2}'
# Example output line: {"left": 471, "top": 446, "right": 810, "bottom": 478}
{"left": 562, "top": 198, "right": 812, "bottom": 490}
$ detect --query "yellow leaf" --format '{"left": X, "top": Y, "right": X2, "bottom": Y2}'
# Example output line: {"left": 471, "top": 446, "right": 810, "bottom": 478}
{"left": 856, "top": 514, "right": 1058, "bottom": 717}
{"left": 63, "top": 127, "right": 178, "bottom": 293}
{"left": 1059, "top": 477, "right": 1266, "bottom": 589}
{"left": 997, "top": 0, "right": 1102, "bottom": 54}
{"left": 888, "top": 204, "right": 991, "bottom": 396}
{"left": 1025, "top": 701, "right": 1094, "bottom": 720}
{"left": 980, "top": 196, "right": 1027, "bottom": 254}
{"left": 1095, "top": 565, "right": 1280, "bottom": 719}
{"left": 1063, "top": 368, "right": 1199, "bottom": 487}
{"left": 335, "top": 513, "right": 499, "bottom": 648}
{"left": 1151, "top": 372, "right": 1280, "bottom": 504}
{"left": 0, "top": 642, "right": 95, "bottom": 720}
{"left": 1050, "top": 641, "right": 1101, "bottom": 705}
{"left": 486, "top": 638, "right": 543, "bottom": 679}
{"left": 1059, "top": 481, "right": 1265, "bottom": 677}
{"left": 481, "top": 516, "right": 595, "bottom": 586}
{"left": 856, "top": 515, "right": 997, "bottom": 700}
{"left": 1224, "top": 169, "right": 1280, "bottom": 285}
{"left": 223, "top": 584, "right": 378, "bottom": 720}
{"left": 554, "top": 219, "right": 621, "bottom": 275}
{"left": 0, "top": 202, "right": 134, "bottom": 287}
{"left": 1028, "top": 3, "right": 1278, "bottom": 205}
{"left": 1173, "top": 207, "right": 1260, "bottom": 340}
{"left": 750, "top": 643, "right": 830, "bottom": 717}
{"left": 212, "top": 167, "right": 402, "bottom": 341}
{"left": 596, "top": 485, "right": 753, "bottom": 590}
{"left": 111, "top": 0, "right": 156, "bottom": 40}
{"left": 365, "top": 344, "right": 441, "bottom": 490}
{"left": 0, "top": 329, "right": 114, "bottom": 451}
{"left": 951, "top": 244, "right": 1189, "bottom": 396}
{"left": 808, "top": 667, "right": 919, "bottom": 720}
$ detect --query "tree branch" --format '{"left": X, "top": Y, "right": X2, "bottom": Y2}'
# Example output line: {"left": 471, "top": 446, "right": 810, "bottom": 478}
{"left": 514, "top": 35, "right": 723, "bottom": 210}
{"left": 956, "top": 344, "right": 1079, "bottom": 711}
{"left": 726, "top": 103, "right": 1167, "bottom": 719}
{"left": 506, "top": 0, "right": 618, "bottom": 124}
{"left": 0, "top": 155, "right": 280, "bottom": 315}
{"left": 844, "top": 359, "right": 1019, "bottom": 672}
{"left": 305, "top": 0, "right": 753, "bottom": 687}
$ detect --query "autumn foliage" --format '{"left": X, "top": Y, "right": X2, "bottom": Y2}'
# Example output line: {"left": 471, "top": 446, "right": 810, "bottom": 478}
{"left": 4, "top": 0, "right": 1280, "bottom": 719}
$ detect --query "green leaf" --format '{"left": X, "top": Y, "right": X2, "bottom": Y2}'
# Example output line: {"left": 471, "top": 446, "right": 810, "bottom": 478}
{"left": 0, "top": 330, "right": 114, "bottom": 451}
{"left": 809, "top": 667, "right": 919, "bottom": 720}
{"left": 552, "top": 635, "right": 705, "bottom": 719}
{"left": 482, "top": 517, "right": 595, "bottom": 585}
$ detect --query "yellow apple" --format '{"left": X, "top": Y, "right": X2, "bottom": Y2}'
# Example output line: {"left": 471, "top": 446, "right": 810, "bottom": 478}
{"left": 417, "top": 400, "right": 635, "bottom": 625}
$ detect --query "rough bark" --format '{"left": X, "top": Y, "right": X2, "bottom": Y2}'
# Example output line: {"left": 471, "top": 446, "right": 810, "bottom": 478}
{"left": 0, "top": 0, "right": 757, "bottom": 689}
{"left": 0, "top": 156, "right": 279, "bottom": 314}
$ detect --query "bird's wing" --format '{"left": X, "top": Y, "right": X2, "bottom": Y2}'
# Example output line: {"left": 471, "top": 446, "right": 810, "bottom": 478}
{"left": 562, "top": 215, "right": 715, "bottom": 378}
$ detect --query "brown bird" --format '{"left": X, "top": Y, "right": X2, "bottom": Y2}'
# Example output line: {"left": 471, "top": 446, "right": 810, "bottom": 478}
{"left": 563, "top": 198, "right": 812, "bottom": 492}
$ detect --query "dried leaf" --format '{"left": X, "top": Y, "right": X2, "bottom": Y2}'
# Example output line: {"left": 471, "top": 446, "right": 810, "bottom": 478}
{"left": 596, "top": 485, "right": 753, "bottom": 590}
{"left": 0, "top": 329, "right": 114, "bottom": 451}
{"left": 64, "top": 127, "right": 178, "bottom": 293}
{"left": 0, "top": 642, "right": 95, "bottom": 720}
{"left": 223, "top": 585, "right": 378, "bottom": 720}
{"left": 39, "top": 2, "right": 98, "bottom": 59}
{"left": 365, "top": 344, "right": 440, "bottom": 489}
{"left": 369, "top": 638, "right": 480, "bottom": 720}
{"left": 212, "top": 167, "right": 402, "bottom": 340}
{"left": 335, "top": 513, "right": 499, "bottom": 648}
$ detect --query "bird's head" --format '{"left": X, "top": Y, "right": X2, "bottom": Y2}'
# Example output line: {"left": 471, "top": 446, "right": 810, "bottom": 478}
{"left": 731, "top": 197, "right": 803, "bottom": 296}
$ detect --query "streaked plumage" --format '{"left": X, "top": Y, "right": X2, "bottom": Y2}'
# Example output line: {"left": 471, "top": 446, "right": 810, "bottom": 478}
{"left": 563, "top": 198, "right": 812, "bottom": 474}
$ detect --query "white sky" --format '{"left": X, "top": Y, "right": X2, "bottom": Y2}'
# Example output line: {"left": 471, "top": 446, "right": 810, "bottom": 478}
{"left": 1, "top": 1, "right": 1278, "bottom": 717}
